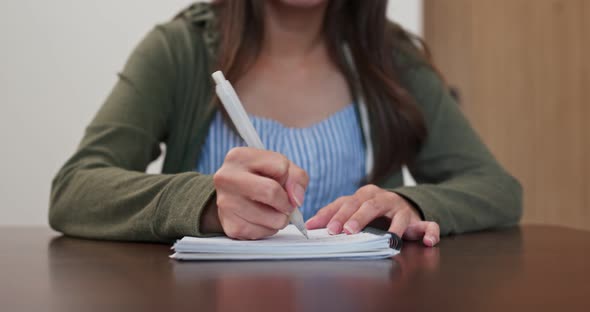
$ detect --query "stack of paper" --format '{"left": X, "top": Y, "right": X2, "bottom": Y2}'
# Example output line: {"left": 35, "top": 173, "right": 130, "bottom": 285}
{"left": 171, "top": 225, "right": 400, "bottom": 261}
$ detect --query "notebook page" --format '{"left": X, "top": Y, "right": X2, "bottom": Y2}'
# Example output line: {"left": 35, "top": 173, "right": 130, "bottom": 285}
{"left": 173, "top": 225, "right": 392, "bottom": 256}
{"left": 175, "top": 225, "right": 388, "bottom": 247}
{"left": 172, "top": 249, "right": 397, "bottom": 260}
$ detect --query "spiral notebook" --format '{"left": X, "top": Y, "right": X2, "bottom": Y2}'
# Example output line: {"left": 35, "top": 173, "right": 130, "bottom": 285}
{"left": 171, "top": 225, "right": 402, "bottom": 261}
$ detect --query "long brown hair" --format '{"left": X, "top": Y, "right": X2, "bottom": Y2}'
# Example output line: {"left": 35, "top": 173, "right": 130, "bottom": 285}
{"left": 213, "top": 0, "right": 428, "bottom": 184}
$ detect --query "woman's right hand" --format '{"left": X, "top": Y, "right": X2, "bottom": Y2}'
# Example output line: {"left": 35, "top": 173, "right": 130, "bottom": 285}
{"left": 207, "top": 147, "right": 309, "bottom": 240}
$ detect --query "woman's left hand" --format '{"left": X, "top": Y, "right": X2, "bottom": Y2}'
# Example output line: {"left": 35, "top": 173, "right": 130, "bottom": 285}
{"left": 305, "top": 184, "right": 440, "bottom": 247}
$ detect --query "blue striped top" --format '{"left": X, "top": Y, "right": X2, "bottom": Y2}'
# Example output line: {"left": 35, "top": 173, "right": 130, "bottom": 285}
{"left": 196, "top": 104, "right": 366, "bottom": 220}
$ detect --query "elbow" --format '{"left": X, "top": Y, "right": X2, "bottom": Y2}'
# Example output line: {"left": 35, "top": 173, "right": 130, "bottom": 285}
{"left": 48, "top": 207, "right": 65, "bottom": 234}
{"left": 502, "top": 173, "right": 524, "bottom": 226}
{"left": 48, "top": 198, "right": 67, "bottom": 234}
{"left": 49, "top": 188, "right": 66, "bottom": 234}
{"left": 48, "top": 169, "right": 74, "bottom": 234}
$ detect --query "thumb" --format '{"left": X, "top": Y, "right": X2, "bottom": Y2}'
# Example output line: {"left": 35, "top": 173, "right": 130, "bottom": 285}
{"left": 284, "top": 162, "right": 309, "bottom": 208}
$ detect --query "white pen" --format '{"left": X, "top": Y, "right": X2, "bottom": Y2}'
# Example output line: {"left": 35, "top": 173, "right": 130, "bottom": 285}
{"left": 212, "top": 71, "right": 309, "bottom": 239}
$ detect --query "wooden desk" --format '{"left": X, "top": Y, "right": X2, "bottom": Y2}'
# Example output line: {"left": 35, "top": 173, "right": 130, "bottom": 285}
{"left": 1, "top": 226, "right": 588, "bottom": 312}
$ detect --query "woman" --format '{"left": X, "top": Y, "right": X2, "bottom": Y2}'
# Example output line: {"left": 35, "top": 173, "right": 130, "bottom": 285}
{"left": 49, "top": 0, "right": 522, "bottom": 246}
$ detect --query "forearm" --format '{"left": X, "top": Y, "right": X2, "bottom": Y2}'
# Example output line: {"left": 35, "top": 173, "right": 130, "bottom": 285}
{"left": 392, "top": 169, "right": 523, "bottom": 235}
{"left": 50, "top": 165, "right": 216, "bottom": 243}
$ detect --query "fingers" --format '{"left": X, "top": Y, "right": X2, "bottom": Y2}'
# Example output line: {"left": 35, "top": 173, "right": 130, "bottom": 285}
{"left": 214, "top": 169, "right": 293, "bottom": 215}
{"left": 342, "top": 192, "right": 400, "bottom": 234}
{"left": 216, "top": 192, "right": 289, "bottom": 240}
{"left": 325, "top": 185, "right": 385, "bottom": 235}
{"left": 353, "top": 184, "right": 382, "bottom": 202}
{"left": 342, "top": 199, "right": 384, "bottom": 234}
{"left": 305, "top": 197, "right": 345, "bottom": 230}
{"left": 221, "top": 195, "right": 290, "bottom": 230}
{"left": 422, "top": 222, "right": 440, "bottom": 247}
{"left": 404, "top": 221, "right": 441, "bottom": 247}
{"left": 285, "top": 162, "right": 309, "bottom": 208}
{"left": 221, "top": 147, "right": 309, "bottom": 213}
{"left": 326, "top": 197, "right": 361, "bottom": 234}
{"left": 214, "top": 147, "right": 310, "bottom": 240}
{"left": 308, "top": 185, "right": 441, "bottom": 248}
{"left": 225, "top": 147, "right": 290, "bottom": 183}
{"left": 387, "top": 209, "right": 412, "bottom": 238}
{"left": 403, "top": 222, "right": 426, "bottom": 240}
{"left": 220, "top": 211, "right": 279, "bottom": 240}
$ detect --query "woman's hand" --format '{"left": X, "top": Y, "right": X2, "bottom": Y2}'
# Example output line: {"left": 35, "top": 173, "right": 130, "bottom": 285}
{"left": 208, "top": 147, "right": 309, "bottom": 240}
{"left": 305, "top": 184, "right": 440, "bottom": 247}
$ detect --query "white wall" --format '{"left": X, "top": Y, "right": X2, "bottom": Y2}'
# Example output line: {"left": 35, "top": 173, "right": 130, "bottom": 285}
{"left": 0, "top": 0, "right": 422, "bottom": 226}
{"left": 388, "top": 0, "right": 423, "bottom": 36}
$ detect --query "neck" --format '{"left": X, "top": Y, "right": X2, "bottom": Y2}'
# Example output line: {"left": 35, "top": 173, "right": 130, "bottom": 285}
{"left": 261, "top": 1, "right": 329, "bottom": 62}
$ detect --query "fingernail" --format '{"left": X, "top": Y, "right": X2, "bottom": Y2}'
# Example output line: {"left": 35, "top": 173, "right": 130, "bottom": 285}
{"left": 327, "top": 221, "right": 341, "bottom": 235}
{"left": 425, "top": 236, "right": 435, "bottom": 246}
{"left": 344, "top": 220, "right": 359, "bottom": 234}
{"left": 293, "top": 184, "right": 305, "bottom": 207}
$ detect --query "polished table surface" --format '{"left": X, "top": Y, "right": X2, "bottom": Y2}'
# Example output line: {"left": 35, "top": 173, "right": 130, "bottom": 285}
{"left": 1, "top": 225, "right": 589, "bottom": 312}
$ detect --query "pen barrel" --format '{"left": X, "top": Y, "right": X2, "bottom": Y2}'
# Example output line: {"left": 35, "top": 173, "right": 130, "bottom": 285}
{"left": 212, "top": 70, "right": 308, "bottom": 239}
{"left": 289, "top": 209, "right": 308, "bottom": 236}
{"left": 214, "top": 83, "right": 265, "bottom": 149}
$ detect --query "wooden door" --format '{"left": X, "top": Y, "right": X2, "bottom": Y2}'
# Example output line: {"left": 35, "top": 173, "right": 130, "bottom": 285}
{"left": 424, "top": 0, "right": 590, "bottom": 230}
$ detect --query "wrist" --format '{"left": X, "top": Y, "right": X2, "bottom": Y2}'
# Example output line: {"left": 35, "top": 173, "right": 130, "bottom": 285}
{"left": 200, "top": 197, "right": 224, "bottom": 234}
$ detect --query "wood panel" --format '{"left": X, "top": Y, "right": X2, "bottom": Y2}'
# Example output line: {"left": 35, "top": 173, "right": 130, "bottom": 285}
{"left": 583, "top": 1, "right": 590, "bottom": 226}
{"left": 424, "top": 1, "right": 473, "bottom": 108}
{"left": 425, "top": 0, "right": 589, "bottom": 230}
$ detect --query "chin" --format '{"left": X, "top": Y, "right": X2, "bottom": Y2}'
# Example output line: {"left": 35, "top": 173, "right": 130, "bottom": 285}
{"left": 277, "top": 0, "right": 328, "bottom": 9}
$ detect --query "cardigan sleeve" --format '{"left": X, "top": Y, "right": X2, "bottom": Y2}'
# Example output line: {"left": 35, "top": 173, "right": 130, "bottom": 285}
{"left": 390, "top": 66, "right": 523, "bottom": 235}
{"left": 49, "top": 25, "right": 216, "bottom": 243}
